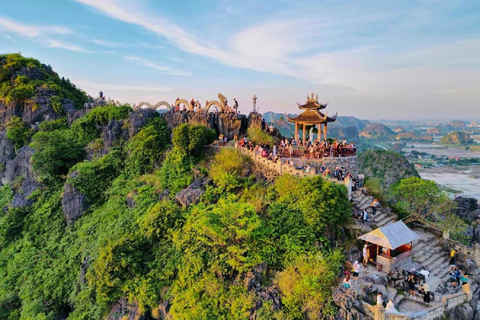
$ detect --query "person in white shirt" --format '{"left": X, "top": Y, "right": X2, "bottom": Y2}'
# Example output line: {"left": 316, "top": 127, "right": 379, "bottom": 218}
{"left": 363, "top": 244, "right": 369, "bottom": 266}
{"left": 352, "top": 260, "right": 361, "bottom": 280}
{"left": 377, "top": 293, "right": 384, "bottom": 307}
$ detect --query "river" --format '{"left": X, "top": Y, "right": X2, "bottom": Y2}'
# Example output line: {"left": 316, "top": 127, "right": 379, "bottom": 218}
{"left": 401, "top": 143, "right": 480, "bottom": 198}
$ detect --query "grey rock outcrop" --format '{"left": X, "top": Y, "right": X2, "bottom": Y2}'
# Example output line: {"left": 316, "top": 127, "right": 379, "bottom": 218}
{"left": 103, "top": 120, "right": 127, "bottom": 148}
{"left": 62, "top": 173, "right": 89, "bottom": 221}
{"left": 243, "top": 262, "right": 282, "bottom": 318}
{"left": 11, "top": 180, "right": 40, "bottom": 208}
{"left": 175, "top": 188, "right": 204, "bottom": 207}
{"left": 106, "top": 297, "right": 145, "bottom": 320}
{"left": 454, "top": 197, "right": 479, "bottom": 221}
{"left": 161, "top": 110, "right": 249, "bottom": 141}
{"left": 6, "top": 146, "right": 35, "bottom": 183}
{"left": 0, "top": 129, "right": 16, "bottom": 184}
{"left": 332, "top": 287, "right": 365, "bottom": 320}
{"left": 128, "top": 109, "right": 158, "bottom": 137}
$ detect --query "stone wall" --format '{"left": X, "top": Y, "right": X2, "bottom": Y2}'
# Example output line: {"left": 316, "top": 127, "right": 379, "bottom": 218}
{"left": 366, "top": 291, "right": 470, "bottom": 320}
{"left": 237, "top": 146, "right": 354, "bottom": 197}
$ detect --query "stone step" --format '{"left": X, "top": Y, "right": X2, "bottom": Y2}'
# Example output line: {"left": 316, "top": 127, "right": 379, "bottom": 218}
{"left": 373, "top": 213, "right": 387, "bottom": 223}
{"left": 423, "top": 252, "right": 447, "bottom": 269}
{"left": 376, "top": 215, "right": 395, "bottom": 227}
{"left": 358, "top": 202, "right": 371, "bottom": 210}
{"left": 393, "top": 293, "right": 405, "bottom": 305}
{"left": 387, "top": 287, "right": 397, "bottom": 301}
{"left": 412, "top": 242, "right": 427, "bottom": 254}
{"left": 416, "top": 246, "right": 443, "bottom": 263}
{"left": 417, "top": 251, "right": 443, "bottom": 265}
{"left": 429, "top": 257, "right": 448, "bottom": 274}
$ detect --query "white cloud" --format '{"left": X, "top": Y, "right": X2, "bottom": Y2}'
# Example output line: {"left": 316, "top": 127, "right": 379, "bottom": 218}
{"left": 124, "top": 55, "right": 191, "bottom": 76}
{"left": 70, "top": 1, "right": 480, "bottom": 119}
{"left": 0, "top": 16, "right": 85, "bottom": 52}
{"left": 46, "top": 39, "right": 86, "bottom": 52}
{"left": 0, "top": 16, "right": 73, "bottom": 37}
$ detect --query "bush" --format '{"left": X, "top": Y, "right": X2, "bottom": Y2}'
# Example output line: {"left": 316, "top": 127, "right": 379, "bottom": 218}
{"left": 30, "top": 130, "right": 84, "bottom": 182}
{"left": 172, "top": 124, "right": 216, "bottom": 160}
{"left": 209, "top": 148, "right": 251, "bottom": 191}
{"left": 67, "top": 150, "right": 124, "bottom": 205}
{"left": 247, "top": 127, "right": 275, "bottom": 147}
{"left": 38, "top": 118, "right": 68, "bottom": 132}
{"left": 277, "top": 250, "right": 343, "bottom": 319}
{"left": 6, "top": 116, "right": 33, "bottom": 150}
{"left": 126, "top": 117, "right": 170, "bottom": 175}
{"left": 70, "top": 105, "right": 132, "bottom": 145}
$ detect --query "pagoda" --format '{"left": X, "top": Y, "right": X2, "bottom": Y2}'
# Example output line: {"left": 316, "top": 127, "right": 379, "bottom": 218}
{"left": 287, "top": 93, "right": 337, "bottom": 143}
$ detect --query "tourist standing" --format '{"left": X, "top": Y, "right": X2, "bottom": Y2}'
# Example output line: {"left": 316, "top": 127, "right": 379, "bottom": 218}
{"left": 449, "top": 249, "right": 457, "bottom": 266}
{"left": 418, "top": 282, "right": 430, "bottom": 303}
{"left": 273, "top": 144, "right": 277, "bottom": 159}
{"left": 377, "top": 293, "right": 384, "bottom": 307}
{"left": 362, "top": 209, "right": 368, "bottom": 223}
{"left": 363, "top": 244, "right": 369, "bottom": 266}
{"left": 233, "top": 98, "right": 239, "bottom": 114}
{"left": 358, "top": 173, "right": 364, "bottom": 188}
{"left": 370, "top": 199, "right": 379, "bottom": 215}
{"left": 407, "top": 274, "right": 416, "bottom": 300}
{"left": 352, "top": 260, "right": 361, "bottom": 280}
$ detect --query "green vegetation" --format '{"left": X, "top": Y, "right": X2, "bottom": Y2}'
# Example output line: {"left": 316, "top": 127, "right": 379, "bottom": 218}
{"left": 125, "top": 118, "right": 170, "bottom": 175}
{"left": 390, "top": 177, "right": 466, "bottom": 239}
{"left": 0, "top": 113, "right": 351, "bottom": 319}
{"left": 358, "top": 150, "right": 419, "bottom": 188}
{"left": 0, "top": 53, "right": 87, "bottom": 109}
{"left": 70, "top": 105, "right": 131, "bottom": 145}
{"left": 30, "top": 129, "right": 84, "bottom": 183}
{"left": 247, "top": 127, "right": 275, "bottom": 147}
{"left": 6, "top": 116, "right": 33, "bottom": 150}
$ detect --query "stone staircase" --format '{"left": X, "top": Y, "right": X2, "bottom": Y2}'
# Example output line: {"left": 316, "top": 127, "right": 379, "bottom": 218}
{"left": 411, "top": 230, "right": 452, "bottom": 289}
{"left": 351, "top": 191, "right": 397, "bottom": 229}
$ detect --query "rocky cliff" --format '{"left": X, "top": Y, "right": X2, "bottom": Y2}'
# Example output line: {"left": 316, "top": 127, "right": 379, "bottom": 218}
{"left": 358, "top": 150, "right": 419, "bottom": 188}
{"left": 359, "top": 123, "right": 396, "bottom": 140}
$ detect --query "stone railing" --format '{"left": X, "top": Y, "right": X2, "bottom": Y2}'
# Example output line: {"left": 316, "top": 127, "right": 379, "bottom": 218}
{"left": 366, "top": 290, "right": 469, "bottom": 320}
{"left": 236, "top": 145, "right": 354, "bottom": 198}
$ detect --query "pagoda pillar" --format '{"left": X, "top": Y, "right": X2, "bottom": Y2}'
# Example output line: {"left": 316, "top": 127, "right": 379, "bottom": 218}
{"left": 323, "top": 123, "right": 328, "bottom": 140}
{"left": 318, "top": 123, "right": 322, "bottom": 141}
{"left": 302, "top": 124, "right": 306, "bottom": 145}
{"left": 295, "top": 122, "right": 299, "bottom": 142}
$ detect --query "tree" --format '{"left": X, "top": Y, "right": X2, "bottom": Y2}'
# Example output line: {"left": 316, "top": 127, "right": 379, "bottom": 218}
{"left": 126, "top": 117, "right": 170, "bottom": 175}
{"left": 6, "top": 116, "right": 33, "bottom": 150}
{"left": 209, "top": 148, "right": 251, "bottom": 191}
{"left": 277, "top": 250, "right": 343, "bottom": 319}
{"left": 390, "top": 177, "right": 455, "bottom": 221}
{"left": 30, "top": 130, "right": 84, "bottom": 182}
{"left": 172, "top": 124, "right": 216, "bottom": 160}
{"left": 247, "top": 127, "right": 275, "bottom": 147}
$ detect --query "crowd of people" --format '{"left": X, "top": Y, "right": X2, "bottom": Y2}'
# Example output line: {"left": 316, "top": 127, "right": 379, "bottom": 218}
{"left": 237, "top": 137, "right": 360, "bottom": 182}
{"left": 274, "top": 137, "right": 356, "bottom": 159}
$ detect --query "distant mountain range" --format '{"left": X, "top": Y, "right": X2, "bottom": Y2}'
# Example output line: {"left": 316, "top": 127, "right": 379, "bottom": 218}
{"left": 262, "top": 111, "right": 374, "bottom": 142}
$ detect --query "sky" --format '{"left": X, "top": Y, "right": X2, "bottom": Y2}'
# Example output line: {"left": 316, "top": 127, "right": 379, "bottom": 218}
{"left": 1, "top": 0, "right": 479, "bottom": 120}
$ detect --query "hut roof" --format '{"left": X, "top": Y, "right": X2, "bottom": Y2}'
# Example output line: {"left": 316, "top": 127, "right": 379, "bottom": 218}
{"left": 358, "top": 221, "right": 419, "bottom": 249}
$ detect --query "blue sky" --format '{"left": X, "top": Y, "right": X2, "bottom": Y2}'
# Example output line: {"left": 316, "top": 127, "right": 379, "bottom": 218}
{"left": 1, "top": 0, "right": 479, "bottom": 120}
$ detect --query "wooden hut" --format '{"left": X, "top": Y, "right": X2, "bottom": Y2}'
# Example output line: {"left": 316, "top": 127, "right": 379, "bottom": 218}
{"left": 358, "top": 221, "right": 419, "bottom": 272}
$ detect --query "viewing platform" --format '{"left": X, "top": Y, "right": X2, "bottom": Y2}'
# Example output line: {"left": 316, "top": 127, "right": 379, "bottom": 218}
{"left": 236, "top": 144, "right": 356, "bottom": 199}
